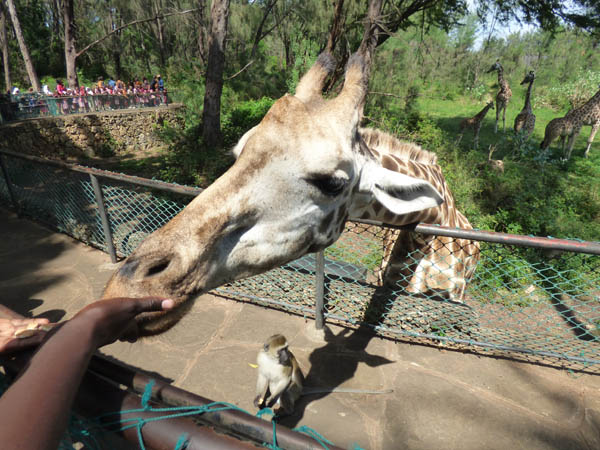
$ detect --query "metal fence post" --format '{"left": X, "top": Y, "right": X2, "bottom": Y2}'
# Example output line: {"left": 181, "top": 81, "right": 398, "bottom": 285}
{"left": 0, "top": 154, "right": 20, "bottom": 215}
{"left": 315, "top": 250, "right": 325, "bottom": 330}
{"left": 90, "top": 174, "right": 117, "bottom": 263}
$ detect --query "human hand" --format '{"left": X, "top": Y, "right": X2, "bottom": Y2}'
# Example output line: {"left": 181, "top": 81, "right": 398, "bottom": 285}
{"left": 68, "top": 297, "right": 174, "bottom": 348}
{"left": 0, "top": 318, "right": 52, "bottom": 355}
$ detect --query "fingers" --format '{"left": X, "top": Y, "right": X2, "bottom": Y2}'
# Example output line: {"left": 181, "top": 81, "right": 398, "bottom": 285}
{"left": 126, "top": 296, "right": 175, "bottom": 315}
{"left": 8, "top": 318, "right": 50, "bottom": 328}
{"left": 0, "top": 332, "right": 47, "bottom": 354}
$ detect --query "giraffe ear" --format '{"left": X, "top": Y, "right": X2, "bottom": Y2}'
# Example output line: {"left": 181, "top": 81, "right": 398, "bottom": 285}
{"left": 232, "top": 126, "right": 258, "bottom": 159}
{"left": 359, "top": 163, "right": 444, "bottom": 215}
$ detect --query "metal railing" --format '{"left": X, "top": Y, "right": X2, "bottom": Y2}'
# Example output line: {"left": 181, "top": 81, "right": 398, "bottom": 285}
{"left": 1, "top": 149, "right": 599, "bottom": 371}
{"left": 0, "top": 91, "right": 170, "bottom": 123}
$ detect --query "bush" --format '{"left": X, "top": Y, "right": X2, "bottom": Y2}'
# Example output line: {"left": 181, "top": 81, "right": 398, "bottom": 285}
{"left": 222, "top": 97, "right": 275, "bottom": 147}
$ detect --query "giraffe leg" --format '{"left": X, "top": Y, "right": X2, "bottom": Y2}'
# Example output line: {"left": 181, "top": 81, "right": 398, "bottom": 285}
{"left": 584, "top": 122, "right": 599, "bottom": 158}
{"left": 494, "top": 105, "right": 500, "bottom": 134}
{"left": 566, "top": 128, "right": 581, "bottom": 160}
{"left": 474, "top": 126, "right": 480, "bottom": 149}
{"left": 502, "top": 106, "right": 507, "bottom": 133}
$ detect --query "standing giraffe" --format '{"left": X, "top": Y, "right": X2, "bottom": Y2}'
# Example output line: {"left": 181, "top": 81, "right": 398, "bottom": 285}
{"left": 487, "top": 60, "right": 512, "bottom": 134}
{"left": 456, "top": 101, "right": 495, "bottom": 149}
{"left": 541, "top": 85, "right": 600, "bottom": 159}
{"left": 103, "top": 51, "right": 480, "bottom": 334}
{"left": 514, "top": 71, "right": 536, "bottom": 138}
{"left": 362, "top": 129, "right": 480, "bottom": 302}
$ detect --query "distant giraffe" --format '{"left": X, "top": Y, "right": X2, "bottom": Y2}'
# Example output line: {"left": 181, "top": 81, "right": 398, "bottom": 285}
{"left": 456, "top": 101, "right": 495, "bottom": 149}
{"left": 514, "top": 71, "right": 536, "bottom": 138}
{"left": 487, "top": 60, "right": 512, "bottom": 133}
{"left": 541, "top": 85, "right": 600, "bottom": 159}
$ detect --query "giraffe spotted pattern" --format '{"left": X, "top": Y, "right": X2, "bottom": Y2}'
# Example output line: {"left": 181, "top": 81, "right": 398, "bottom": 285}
{"left": 358, "top": 128, "right": 480, "bottom": 303}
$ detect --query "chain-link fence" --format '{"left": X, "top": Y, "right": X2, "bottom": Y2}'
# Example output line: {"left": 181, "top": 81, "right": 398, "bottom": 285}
{"left": 1, "top": 149, "right": 599, "bottom": 372}
{"left": 0, "top": 91, "right": 170, "bottom": 123}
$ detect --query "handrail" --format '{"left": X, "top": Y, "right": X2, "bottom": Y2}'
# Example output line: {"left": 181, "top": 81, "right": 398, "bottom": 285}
{"left": 354, "top": 219, "right": 600, "bottom": 256}
{"left": 0, "top": 149, "right": 203, "bottom": 197}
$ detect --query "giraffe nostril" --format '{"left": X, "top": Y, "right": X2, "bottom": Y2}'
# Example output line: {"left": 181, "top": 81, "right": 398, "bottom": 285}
{"left": 146, "top": 260, "right": 171, "bottom": 277}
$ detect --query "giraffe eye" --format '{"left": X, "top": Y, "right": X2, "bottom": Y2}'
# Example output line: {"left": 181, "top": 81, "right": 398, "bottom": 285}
{"left": 307, "top": 175, "right": 347, "bottom": 197}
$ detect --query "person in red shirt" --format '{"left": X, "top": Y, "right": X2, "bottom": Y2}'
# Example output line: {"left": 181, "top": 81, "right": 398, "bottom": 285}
{"left": 55, "top": 80, "right": 66, "bottom": 96}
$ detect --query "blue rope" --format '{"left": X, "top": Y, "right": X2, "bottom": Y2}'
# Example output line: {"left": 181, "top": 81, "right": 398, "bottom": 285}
{"left": 174, "top": 433, "right": 189, "bottom": 450}
{"left": 292, "top": 425, "right": 334, "bottom": 449}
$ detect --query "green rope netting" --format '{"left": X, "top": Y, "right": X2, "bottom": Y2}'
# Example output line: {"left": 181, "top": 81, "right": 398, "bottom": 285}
{"left": 1, "top": 375, "right": 347, "bottom": 450}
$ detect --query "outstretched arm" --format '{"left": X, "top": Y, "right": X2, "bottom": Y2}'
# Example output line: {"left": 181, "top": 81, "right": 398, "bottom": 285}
{"left": 0, "top": 296, "right": 174, "bottom": 450}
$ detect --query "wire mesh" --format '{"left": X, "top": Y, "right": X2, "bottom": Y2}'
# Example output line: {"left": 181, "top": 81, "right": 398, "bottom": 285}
{"left": 1, "top": 150, "right": 599, "bottom": 371}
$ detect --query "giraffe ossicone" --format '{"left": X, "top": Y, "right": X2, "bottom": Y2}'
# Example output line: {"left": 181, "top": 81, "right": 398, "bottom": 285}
{"left": 103, "top": 51, "right": 479, "bottom": 334}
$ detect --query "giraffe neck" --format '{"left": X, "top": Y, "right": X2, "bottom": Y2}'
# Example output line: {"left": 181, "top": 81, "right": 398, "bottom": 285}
{"left": 475, "top": 103, "right": 493, "bottom": 121}
{"left": 567, "top": 87, "right": 600, "bottom": 124}
{"left": 497, "top": 68, "right": 508, "bottom": 92}
{"left": 523, "top": 79, "right": 533, "bottom": 112}
{"left": 357, "top": 129, "right": 454, "bottom": 227}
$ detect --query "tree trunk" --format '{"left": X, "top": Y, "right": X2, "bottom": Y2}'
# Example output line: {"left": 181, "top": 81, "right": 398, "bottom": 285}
{"left": 325, "top": 0, "right": 345, "bottom": 54}
{"left": 5, "top": 0, "right": 40, "bottom": 91}
{"left": 250, "top": 0, "right": 276, "bottom": 58}
{"left": 0, "top": 3, "right": 11, "bottom": 92}
{"left": 202, "top": 0, "right": 230, "bottom": 149}
{"left": 63, "top": 0, "right": 79, "bottom": 88}
{"left": 153, "top": 0, "right": 166, "bottom": 67}
{"left": 194, "top": 0, "right": 208, "bottom": 65}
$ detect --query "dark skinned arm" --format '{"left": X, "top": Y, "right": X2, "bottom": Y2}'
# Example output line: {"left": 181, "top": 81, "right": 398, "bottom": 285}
{"left": 0, "top": 296, "right": 174, "bottom": 450}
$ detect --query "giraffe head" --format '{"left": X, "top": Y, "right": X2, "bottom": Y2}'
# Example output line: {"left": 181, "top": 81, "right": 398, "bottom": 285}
{"left": 486, "top": 60, "right": 502, "bottom": 74}
{"left": 103, "top": 52, "right": 443, "bottom": 334}
{"left": 520, "top": 71, "right": 535, "bottom": 85}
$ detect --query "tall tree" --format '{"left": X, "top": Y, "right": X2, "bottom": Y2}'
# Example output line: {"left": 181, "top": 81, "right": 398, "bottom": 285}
{"left": 193, "top": 0, "right": 208, "bottom": 65}
{"left": 5, "top": 0, "right": 40, "bottom": 91}
{"left": 202, "top": 0, "right": 230, "bottom": 149}
{"left": 64, "top": 0, "right": 78, "bottom": 88}
{"left": 0, "top": 2, "right": 10, "bottom": 92}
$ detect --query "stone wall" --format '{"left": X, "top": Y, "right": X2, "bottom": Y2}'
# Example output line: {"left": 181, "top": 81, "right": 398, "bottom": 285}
{"left": 0, "top": 105, "right": 184, "bottom": 160}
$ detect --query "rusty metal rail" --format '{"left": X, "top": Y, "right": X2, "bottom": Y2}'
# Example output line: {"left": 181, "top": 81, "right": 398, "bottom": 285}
{"left": 357, "top": 219, "right": 600, "bottom": 255}
{"left": 0, "top": 149, "right": 203, "bottom": 197}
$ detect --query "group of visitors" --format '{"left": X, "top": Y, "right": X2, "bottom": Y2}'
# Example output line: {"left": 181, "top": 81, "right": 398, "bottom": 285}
{"left": 3, "top": 74, "right": 169, "bottom": 121}
{"left": 47, "top": 73, "right": 166, "bottom": 98}
{"left": 10, "top": 74, "right": 165, "bottom": 98}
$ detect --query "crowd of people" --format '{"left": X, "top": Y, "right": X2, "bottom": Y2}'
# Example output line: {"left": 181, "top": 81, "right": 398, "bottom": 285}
{"left": 2, "top": 74, "right": 169, "bottom": 121}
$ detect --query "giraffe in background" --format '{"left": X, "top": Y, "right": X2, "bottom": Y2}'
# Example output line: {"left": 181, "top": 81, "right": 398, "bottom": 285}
{"left": 541, "top": 85, "right": 600, "bottom": 159}
{"left": 456, "top": 101, "right": 495, "bottom": 149}
{"left": 487, "top": 60, "right": 512, "bottom": 133}
{"left": 514, "top": 71, "right": 536, "bottom": 138}
{"left": 362, "top": 129, "right": 480, "bottom": 303}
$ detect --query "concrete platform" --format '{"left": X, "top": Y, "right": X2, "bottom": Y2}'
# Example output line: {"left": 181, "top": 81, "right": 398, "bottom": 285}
{"left": 1, "top": 208, "right": 600, "bottom": 450}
